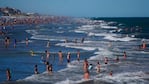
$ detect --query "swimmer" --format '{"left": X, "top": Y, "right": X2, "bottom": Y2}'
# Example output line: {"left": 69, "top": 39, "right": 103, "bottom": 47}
{"left": 109, "top": 70, "right": 113, "bottom": 76}
{"left": 41, "top": 55, "right": 46, "bottom": 64}
{"left": 83, "top": 58, "right": 89, "bottom": 72}
{"left": 67, "top": 52, "right": 71, "bottom": 64}
{"left": 141, "top": 41, "right": 146, "bottom": 49}
{"left": 81, "top": 37, "right": 85, "bottom": 43}
{"left": 104, "top": 57, "right": 108, "bottom": 64}
{"left": 96, "top": 62, "right": 100, "bottom": 73}
{"left": 77, "top": 50, "right": 80, "bottom": 62}
{"left": 6, "top": 68, "right": 11, "bottom": 81}
{"left": 45, "top": 50, "right": 50, "bottom": 62}
{"left": 115, "top": 56, "right": 119, "bottom": 62}
{"left": 46, "top": 40, "right": 50, "bottom": 48}
{"left": 30, "top": 49, "right": 34, "bottom": 56}
{"left": 123, "top": 51, "right": 127, "bottom": 59}
{"left": 14, "top": 39, "right": 17, "bottom": 48}
{"left": 26, "top": 37, "right": 29, "bottom": 47}
{"left": 48, "top": 64, "right": 53, "bottom": 74}
{"left": 58, "top": 51, "right": 63, "bottom": 64}
{"left": 46, "top": 62, "right": 49, "bottom": 71}
{"left": 34, "top": 65, "right": 39, "bottom": 74}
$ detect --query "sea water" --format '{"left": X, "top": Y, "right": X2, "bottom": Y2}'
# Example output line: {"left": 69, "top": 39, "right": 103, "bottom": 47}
{"left": 0, "top": 17, "right": 149, "bottom": 84}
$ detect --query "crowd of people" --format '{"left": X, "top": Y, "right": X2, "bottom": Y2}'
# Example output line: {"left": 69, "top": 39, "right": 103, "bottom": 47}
{"left": 3, "top": 34, "right": 147, "bottom": 81}
{"left": 0, "top": 16, "right": 147, "bottom": 81}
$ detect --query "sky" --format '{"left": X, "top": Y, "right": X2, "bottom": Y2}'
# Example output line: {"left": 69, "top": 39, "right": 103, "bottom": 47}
{"left": 0, "top": 0, "right": 149, "bottom": 17}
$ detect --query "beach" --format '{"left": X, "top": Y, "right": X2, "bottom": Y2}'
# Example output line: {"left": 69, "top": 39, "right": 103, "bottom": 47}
{"left": 0, "top": 17, "right": 149, "bottom": 84}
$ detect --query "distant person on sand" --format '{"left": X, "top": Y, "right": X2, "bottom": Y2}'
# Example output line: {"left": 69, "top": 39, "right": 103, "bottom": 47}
{"left": 83, "top": 58, "right": 89, "bottom": 72}
{"left": 34, "top": 65, "right": 39, "bottom": 74}
{"left": 67, "top": 52, "right": 71, "bottom": 64}
{"left": 6, "top": 68, "right": 11, "bottom": 81}
{"left": 58, "top": 51, "right": 63, "bottom": 64}
{"left": 84, "top": 70, "right": 90, "bottom": 80}
{"left": 77, "top": 50, "right": 80, "bottom": 62}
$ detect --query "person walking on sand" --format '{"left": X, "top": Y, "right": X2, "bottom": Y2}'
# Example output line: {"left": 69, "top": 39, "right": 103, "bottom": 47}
{"left": 6, "top": 68, "right": 11, "bottom": 81}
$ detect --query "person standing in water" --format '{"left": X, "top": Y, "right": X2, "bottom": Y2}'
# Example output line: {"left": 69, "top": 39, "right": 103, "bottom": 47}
{"left": 115, "top": 56, "right": 119, "bottom": 62}
{"left": 77, "top": 50, "right": 80, "bottom": 62}
{"left": 34, "top": 65, "right": 39, "bottom": 74}
{"left": 96, "top": 62, "right": 100, "bottom": 73}
{"left": 45, "top": 50, "right": 50, "bottom": 62}
{"left": 48, "top": 64, "right": 53, "bottom": 74}
{"left": 6, "top": 68, "right": 11, "bottom": 81}
{"left": 104, "top": 57, "right": 108, "bottom": 64}
{"left": 58, "top": 51, "right": 63, "bottom": 64}
{"left": 84, "top": 70, "right": 90, "bottom": 80}
{"left": 14, "top": 39, "right": 17, "bottom": 48}
{"left": 123, "top": 51, "right": 127, "bottom": 59}
{"left": 81, "top": 37, "right": 85, "bottom": 43}
{"left": 83, "top": 58, "right": 89, "bottom": 72}
{"left": 67, "top": 52, "right": 71, "bottom": 64}
{"left": 26, "top": 37, "right": 29, "bottom": 47}
{"left": 46, "top": 40, "right": 50, "bottom": 48}
{"left": 141, "top": 41, "right": 146, "bottom": 49}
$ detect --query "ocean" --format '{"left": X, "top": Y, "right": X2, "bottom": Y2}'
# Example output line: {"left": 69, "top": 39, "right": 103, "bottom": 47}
{"left": 0, "top": 17, "right": 149, "bottom": 84}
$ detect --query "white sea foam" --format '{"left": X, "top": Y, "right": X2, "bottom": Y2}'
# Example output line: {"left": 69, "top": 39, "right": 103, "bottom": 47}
{"left": 96, "top": 71, "right": 149, "bottom": 84}
{"left": 56, "top": 43, "right": 97, "bottom": 51}
{"left": 100, "top": 25, "right": 117, "bottom": 29}
{"left": 25, "top": 30, "right": 38, "bottom": 35}
{"left": 31, "top": 35, "right": 65, "bottom": 41}
{"left": 104, "top": 34, "right": 137, "bottom": 41}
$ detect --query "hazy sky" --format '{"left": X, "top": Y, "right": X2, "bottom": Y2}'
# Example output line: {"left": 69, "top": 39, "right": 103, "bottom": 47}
{"left": 0, "top": 0, "right": 149, "bottom": 17}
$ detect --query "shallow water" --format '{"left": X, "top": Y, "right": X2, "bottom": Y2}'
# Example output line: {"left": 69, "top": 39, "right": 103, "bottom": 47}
{"left": 0, "top": 17, "right": 149, "bottom": 84}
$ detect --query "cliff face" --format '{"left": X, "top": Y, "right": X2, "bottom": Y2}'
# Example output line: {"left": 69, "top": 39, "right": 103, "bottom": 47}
{"left": 0, "top": 7, "right": 22, "bottom": 16}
